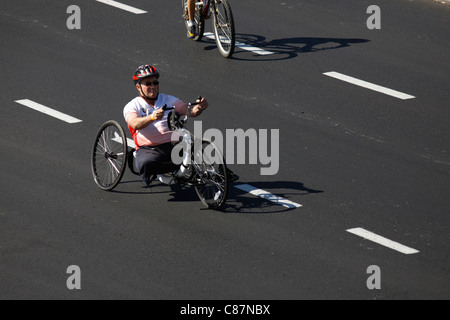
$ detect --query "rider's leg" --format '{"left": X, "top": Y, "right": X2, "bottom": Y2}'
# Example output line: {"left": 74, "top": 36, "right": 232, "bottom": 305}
{"left": 135, "top": 144, "right": 179, "bottom": 185}
{"left": 186, "top": 0, "right": 197, "bottom": 38}
{"left": 187, "top": 0, "right": 195, "bottom": 21}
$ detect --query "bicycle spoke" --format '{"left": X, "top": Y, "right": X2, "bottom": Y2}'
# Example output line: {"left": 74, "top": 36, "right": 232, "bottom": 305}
{"left": 107, "top": 157, "right": 121, "bottom": 175}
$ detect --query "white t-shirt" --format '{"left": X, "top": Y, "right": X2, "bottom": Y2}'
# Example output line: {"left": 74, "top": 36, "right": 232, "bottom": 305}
{"left": 123, "top": 94, "right": 185, "bottom": 147}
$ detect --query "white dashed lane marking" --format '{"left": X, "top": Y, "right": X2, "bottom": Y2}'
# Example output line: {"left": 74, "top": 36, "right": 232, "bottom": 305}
{"left": 15, "top": 99, "right": 82, "bottom": 124}
{"left": 347, "top": 227, "right": 419, "bottom": 254}
{"left": 324, "top": 71, "right": 416, "bottom": 100}
{"left": 95, "top": 0, "right": 147, "bottom": 14}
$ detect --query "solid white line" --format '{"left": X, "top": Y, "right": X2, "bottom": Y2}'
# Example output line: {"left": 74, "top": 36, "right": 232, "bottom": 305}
{"left": 323, "top": 71, "right": 416, "bottom": 100}
{"left": 347, "top": 227, "right": 419, "bottom": 254}
{"left": 203, "top": 32, "right": 274, "bottom": 56}
{"left": 15, "top": 99, "right": 82, "bottom": 124}
{"left": 234, "top": 184, "right": 302, "bottom": 209}
{"left": 96, "top": 0, "right": 147, "bottom": 14}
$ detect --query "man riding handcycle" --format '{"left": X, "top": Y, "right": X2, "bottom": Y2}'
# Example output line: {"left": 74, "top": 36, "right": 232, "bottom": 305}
{"left": 91, "top": 65, "right": 238, "bottom": 209}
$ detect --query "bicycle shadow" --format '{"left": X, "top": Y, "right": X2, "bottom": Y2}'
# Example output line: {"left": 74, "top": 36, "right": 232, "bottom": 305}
{"left": 109, "top": 179, "right": 178, "bottom": 195}
{"left": 165, "top": 179, "right": 323, "bottom": 213}
{"left": 202, "top": 33, "right": 370, "bottom": 61}
{"left": 113, "top": 179, "right": 322, "bottom": 213}
{"left": 220, "top": 180, "right": 323, "bottom": 214}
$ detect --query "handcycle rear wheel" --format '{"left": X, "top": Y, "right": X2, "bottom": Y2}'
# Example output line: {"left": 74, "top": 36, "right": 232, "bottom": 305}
{"left": 91, "top": 120, "right": 128, "bottom": 191}
{"left": 182, "top": 0, "right": 205, "bottom": 41}
{"left": 212, "top": 0, "right": 235, "bottom": 58}
{"left": 192, "top": 139, "right": 229, "bottom": 210}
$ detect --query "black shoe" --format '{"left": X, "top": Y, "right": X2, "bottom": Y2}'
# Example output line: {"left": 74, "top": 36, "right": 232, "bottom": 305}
{"left": 175, "top": 175, "right": 205, "bottom": 187}
{"left": 143, "top": 174, "right": 157, "bottom": 186}
{"left": 186, "top": 176, "right": 206, "bottom": 186}
{"left": 227, "top": 169, "right": 239, "bottom": 182}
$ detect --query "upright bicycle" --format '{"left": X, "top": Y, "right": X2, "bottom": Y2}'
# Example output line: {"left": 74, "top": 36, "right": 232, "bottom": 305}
{"left": 91, "top": 100, "right": 229, "bottom": 210}
{"left": 182, "top": 0, "right": 236, "bottom": 58}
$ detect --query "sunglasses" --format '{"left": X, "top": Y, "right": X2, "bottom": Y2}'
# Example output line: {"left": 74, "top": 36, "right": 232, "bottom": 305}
{"left": 140, "top": 81, "right": 159, "bottom": 86}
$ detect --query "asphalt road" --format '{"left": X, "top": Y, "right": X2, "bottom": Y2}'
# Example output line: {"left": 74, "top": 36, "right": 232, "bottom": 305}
{"left": 1, "top": 0, "right": 449, "bottom": 301}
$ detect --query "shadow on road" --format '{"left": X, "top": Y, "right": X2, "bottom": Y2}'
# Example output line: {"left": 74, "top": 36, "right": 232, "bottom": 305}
{"left": 222, "top": 180, "right": 323, "bottom": 214}
{"left": 202, "top": 34, "right": 370, "bottom": 61}
{"left": 164, "top": 180, "right": 324, "bottom": 213}
{"left": 111, "top": 179, "right": 323, "bottom": 214}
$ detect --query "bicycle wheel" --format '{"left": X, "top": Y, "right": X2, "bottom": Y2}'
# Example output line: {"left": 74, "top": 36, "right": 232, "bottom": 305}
{"left": 91, "top": 120, "right": 128, "bottom": 191}
{"left": 182, "top": 0, "right": 205, "bottom": 41}
{"left": 212, "top": 0, "right": 235, "bottom": 58}
{"left": 192, "top": 139, "right": 229, "bottom": 210}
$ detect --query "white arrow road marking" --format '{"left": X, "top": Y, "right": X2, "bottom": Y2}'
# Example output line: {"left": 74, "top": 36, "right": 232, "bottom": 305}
{"left": 112, "top": 132, "right": 136, "bottom": 149}
{"left": 234, "top": 184, "right": 302, "bottom": 209}
{"left": 203, "top": 32, "right": 274, "bottom": 56}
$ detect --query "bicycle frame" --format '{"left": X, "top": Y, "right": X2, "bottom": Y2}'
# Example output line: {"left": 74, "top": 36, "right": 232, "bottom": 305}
{"left": 199, "top": 0, "right": 211, "bottom": 18}
{"left": 156, "top": 102, "right": 195, "bottom": 185}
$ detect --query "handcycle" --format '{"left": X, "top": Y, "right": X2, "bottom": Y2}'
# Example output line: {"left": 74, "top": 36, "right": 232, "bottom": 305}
{"left": 182, "top": 0, "right": 236, "bottom": 58}
{"left": 90, "top": 100, "right": 229, "bottom": 210}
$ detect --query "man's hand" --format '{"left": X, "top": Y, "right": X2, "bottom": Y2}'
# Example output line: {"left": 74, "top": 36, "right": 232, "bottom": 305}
{"left": 151, "top": 107, "right": 166, "bottom": 121}
{"left": 190, "top": 96, "right": 208, "bottom": 117}
{"left": 197, "top": 96, "right": 208, "bottom": 110}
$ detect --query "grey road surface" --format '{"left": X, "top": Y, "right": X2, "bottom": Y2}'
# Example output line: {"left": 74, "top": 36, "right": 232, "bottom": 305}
{"left": 1, "top": 0, "right": 449, "bottom": 300}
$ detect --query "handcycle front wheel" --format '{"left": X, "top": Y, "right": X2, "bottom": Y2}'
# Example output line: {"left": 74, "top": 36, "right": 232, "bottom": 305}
{"left": 192, "top": 139, "right": 229, "bottom": 210}
{"left": 91, "top": 120, "right": 128, "bottom": 191}
{"left": 212, "top": 0, "right": 235, "bottom": 58}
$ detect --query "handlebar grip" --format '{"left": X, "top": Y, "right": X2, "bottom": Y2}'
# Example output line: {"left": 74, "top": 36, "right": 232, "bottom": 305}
{"left": 189, "top": 96, "right": 203, "bottom": 106}
{"left": 162, "top": 104, "right": 174, "bottom": 111}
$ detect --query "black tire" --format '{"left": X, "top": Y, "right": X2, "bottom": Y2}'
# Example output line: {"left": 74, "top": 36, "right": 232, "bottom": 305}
{"left": 193, "top": 139, "right": 229, "bottom": 210}
{"left": 182, "top": 0, "right": 205, "bottom": 41}
{"left": 91, "top": 121, "right": 128, "bottom": 191}
{"left": 212, "top": 0, "right": 235, "bottom": 58}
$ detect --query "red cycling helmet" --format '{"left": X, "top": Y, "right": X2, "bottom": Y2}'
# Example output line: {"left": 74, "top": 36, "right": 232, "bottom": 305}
{"left": 133, "top": 65, "right": 159, "bottom": 84}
